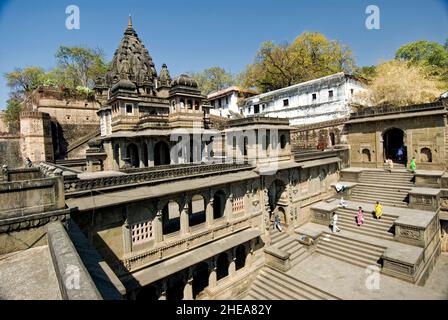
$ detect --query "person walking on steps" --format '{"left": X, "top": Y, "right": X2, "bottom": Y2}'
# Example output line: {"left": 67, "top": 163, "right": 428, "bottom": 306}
{"left": 331, "top": 212, "right": 341, "bottom": 233}
{"left": 375, "top": 201, "right": 383, "bottom": 220}
{"left": 409, "top": 157, "right": 416, "bottom": 173}
{"left": 274, "top": 214, "right": 282, "bottom": 232}
{"left": 357, "top": 206, "right": 364, "bottom": 226}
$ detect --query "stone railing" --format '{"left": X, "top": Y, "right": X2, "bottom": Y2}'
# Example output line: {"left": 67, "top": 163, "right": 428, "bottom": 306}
{"left": 350, "top": 101, "right": 445, "bottom": 119}
{"left": 64, "top": 162, "right": 254, "bottom": 194}
{"left": 120, "top": 215, "right": 256, "bottom": 274}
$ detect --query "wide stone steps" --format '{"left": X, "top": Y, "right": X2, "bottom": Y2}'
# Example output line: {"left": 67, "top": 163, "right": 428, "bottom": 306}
{"left": 349, "top": 195, "right": 408, "bottom": 208}
{"left": 245, "top": 267, "right": 340, "bottom": 300}
{"left": 272, "top": 232, "right": 311, "bottom": 265}
{"left": 316, "top": 233, "right": 385, "bottom": 269}
{"left": 359, "top": 172, "right": 414, "bottom": 187}
{"left": 350, "top": 190, "right": 408, "bottom": 202}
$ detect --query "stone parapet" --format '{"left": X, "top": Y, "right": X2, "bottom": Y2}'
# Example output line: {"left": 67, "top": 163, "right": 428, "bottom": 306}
{"left": 414, "top": 170, "right": 444, "bottom": 188}
{"left": 47, "top": 222, "right": 102, "bottom": 300}
{"left": 264, "top": 247, "right": 291, "bottom": 272}
{"left": 408, "top": 187, "right": 440, "bottom": 211}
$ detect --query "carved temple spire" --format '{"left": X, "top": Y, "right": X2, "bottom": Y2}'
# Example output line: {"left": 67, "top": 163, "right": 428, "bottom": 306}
{"left": 128, "top": 14, "right": 133, "bottom": 29}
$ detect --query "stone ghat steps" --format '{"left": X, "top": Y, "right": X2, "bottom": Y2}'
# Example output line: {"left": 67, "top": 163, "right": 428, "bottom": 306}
{"left": 350, "top": 186, "right": 409, "bottom": 207}
{"left": 275, "top": 235, "right": 310, "bottom": 265}
{"left": 316, "top": 232, "right": 385, "bottom": 269}
{"left": 244, "top": 267, "right": 340, "bottom": 300}
{"left": 270, "top": 228, "right": 289, "bottom": 245}
{"left": 336, "top": 208, "right": 395, "bottom": 240}
{"left": 359, "top": 171, "right": 414, "bottom": 187}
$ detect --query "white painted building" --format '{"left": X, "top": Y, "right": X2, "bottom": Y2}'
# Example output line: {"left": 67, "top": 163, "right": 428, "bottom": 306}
{"left": 241, "top": 73, "right": 367, "bottom": 126}
{"left": 207, "top": 86, "right": 257, "bottom": 118}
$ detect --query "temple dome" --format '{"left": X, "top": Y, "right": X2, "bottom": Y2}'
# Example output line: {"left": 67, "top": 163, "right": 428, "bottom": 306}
{"left": 171, "top": 74, "right": 198, "bottom": 88}
{"left": 111, "top": 79, "right": 137, "bottom": 92}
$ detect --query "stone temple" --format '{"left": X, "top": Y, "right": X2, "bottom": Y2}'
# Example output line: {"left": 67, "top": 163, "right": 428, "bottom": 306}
{"left": 0, "top": 18, "right": 447, "bottom": 300}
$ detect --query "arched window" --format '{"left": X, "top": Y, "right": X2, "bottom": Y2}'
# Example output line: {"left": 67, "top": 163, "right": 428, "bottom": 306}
{"left": 189, "top": 195, "right": 206, "bottom": 226}
{"left": 329, "top": 132, "right": 336, "bottom": 146}
{"left": 216, "top": 253, "right": 229, "bottom": 280}
{"left": 420, "top": 148, "right": 432, "bottom": 163}
{"left": 113, "top": 144, "right": 120, "bottom": 167}
{"left": 243, "top": 136, "right": 249, "bottom": 156}
{"left": 154, "top": 141, "right": 170, "bottom": 166}
{"left": 235, "top": 245, "right": 246, "bottom": 270}
{"left": 361, "top": 149, "right": 371, "bottom": 162}
{"left": 126, "top": 144, "right": 139, "bottom": 168}
{"left": 162, "top": 201, "right": 180, "bottom": 235}
{"left": 213, "top": 190, "right": 226, "bottom": 219}
{"left": 280, "top": 134, "right": 287, "bottom": 149}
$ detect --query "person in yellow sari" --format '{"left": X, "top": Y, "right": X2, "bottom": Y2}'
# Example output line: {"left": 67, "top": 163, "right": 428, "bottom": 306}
{"left": 375, "top": 201, "right": 383, "bottom": 219}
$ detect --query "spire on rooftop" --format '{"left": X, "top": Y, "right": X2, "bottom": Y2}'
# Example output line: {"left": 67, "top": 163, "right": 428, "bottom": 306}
{"left": 128, "top": 14, "right": 133, "bottom": 29}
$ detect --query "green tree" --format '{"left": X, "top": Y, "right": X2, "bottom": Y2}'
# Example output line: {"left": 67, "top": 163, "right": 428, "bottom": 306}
{"left": 55, "top": 46, "right": 108, "bottom": 88}
{"left": 4, "top": 67, "right": 46, "bottom": 95}
{"left": 3, "top": 99, "right": 22, "bottom": 132}
{"left": 355, "top": 65, "right": 377, "bottom": 80}
{"left": 189, "top": 67, "right": 235, "bottom": 95}
{"left": 395, "top": 40, "right": 448, "bottom": 82}
{"left": 240, "top": 32, "right": 356, "bottom": 93}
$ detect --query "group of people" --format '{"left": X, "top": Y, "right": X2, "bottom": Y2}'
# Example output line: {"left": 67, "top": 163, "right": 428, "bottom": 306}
{"left": 331, "top": 200, "right": 383, "bottom": 233}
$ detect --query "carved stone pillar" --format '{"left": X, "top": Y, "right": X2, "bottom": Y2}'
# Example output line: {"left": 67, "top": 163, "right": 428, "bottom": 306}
{"left": 183, "top": 269, "right": 193, "bottom": 300}
{"left": 158, "top": 280, "right": 167, "bottom": 300}
{"left": 225, "top": 193, "right": 233, "bottom": 222}
{"left": 208, "top": 258, "right": 217, "bottom": 288}
{"left": 228, "top": 249, "right": 236, "bottom": 278}
{"left": 139, "top": 141, "right": 145, "bottom": 168}
{"left": 154, "top": 208, "right": 164, "bottom": 243}
{"left": 206, "top": 197, "right": 214, "bottom": 227}
{"left": 180, "top": 201, "right": 190, "bottom": 236}
{"left": 148, "top": 139, "right": 155, "bottom": 167}
{"left": 122, "top": 207, "right": 132, "bottom": 253}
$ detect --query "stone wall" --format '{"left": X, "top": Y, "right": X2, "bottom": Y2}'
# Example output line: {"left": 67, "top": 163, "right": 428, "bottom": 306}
{"left": 347, "top": 113, "right": 446, "bottom": 170}
{"left": 20, "top": 111, "right": 54, "bottom": 163}
{"left": 0, "top": 135, "right": 22, "bottom": 167}
{"left": 291, "top": 120, "right": 345, "bottom": 151}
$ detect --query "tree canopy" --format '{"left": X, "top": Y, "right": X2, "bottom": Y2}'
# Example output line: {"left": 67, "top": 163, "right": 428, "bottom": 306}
{"left": 240, "top": 32, "right": 355, "bottom": 93}
{"left": 189, "top": 67, "right": 235, "bottom": 95}
{"left": 395, "top": 40, "right": 448, "bottom": 83}
{"left": 357, "top": 60, "right": 444, "bottom": 107}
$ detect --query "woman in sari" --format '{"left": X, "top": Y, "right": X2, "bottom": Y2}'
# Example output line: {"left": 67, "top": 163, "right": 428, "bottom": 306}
{"left": 375, "top": 201, "right": 383, "bottom": 220}
{"left": 357, "top": 206, "right": 364, "bottom": 226}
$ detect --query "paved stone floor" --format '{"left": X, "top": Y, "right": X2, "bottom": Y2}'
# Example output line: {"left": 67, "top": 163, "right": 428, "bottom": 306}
{"left": 287, "top": 252, "right": 448, "bottom": 300}
{"left": 0, "top": 246, "right": 61, "bottom": 300}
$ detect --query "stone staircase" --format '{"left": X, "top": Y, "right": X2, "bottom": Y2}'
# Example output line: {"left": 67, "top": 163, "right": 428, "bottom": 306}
{"left": 358, "top": 170, "right": 414, "bottom": 187}
{"left": 269, "top": 228, "right": 310, "bottom": 266}
{"left": 316, "top": 232, "right": 386, "bottom": 269}
{"left": 349, "top": 184, "right": 410, "bottom": 208}
{"left": 336, "top": 207, "right": 396, "bottom": 240}
{"left": 244, "top": 267, "right": 340, "bottom": 300}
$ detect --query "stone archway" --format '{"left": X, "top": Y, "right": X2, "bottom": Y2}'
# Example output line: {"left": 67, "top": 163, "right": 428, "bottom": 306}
{"left": 383, "top": 128, "right": 406, "bottom": 164}
{"left": 268, "top": 179, "right": 289, "bottom": 227}
{"left": 127, "top": 143, "right": 139, "bottom": 168}
{"left": 192, "top": 262, "right": 209, "bottom": 299}
{"left": 154, "top": 141, "right": 170, "bottom": 166}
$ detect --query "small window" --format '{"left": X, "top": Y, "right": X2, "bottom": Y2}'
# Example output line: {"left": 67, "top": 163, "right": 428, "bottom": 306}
{"left": 126, "top": 104, "right": 133, "bottom": 114}
{"left": 328, "top": 90, "right": 334, "bottom": 98}
{"left": 248, "top": 106, "right": 251, "bottom": 113}
{"left": 283, "top": 99, "right": 289, "bottom": 107}
{"left": 232, "top": 197, "right": 244, "bottom": 213}
{"left": 312, "top": 93, "right": 317, "bottom": 101}
{"left": 225, "top": 97, "right": 229, "bottom": 105}
{"left": 350, "top": 89, "right": 354, "bottom": 95}
{"left": 254, "top": 105, "right": 260, "bottom": 114}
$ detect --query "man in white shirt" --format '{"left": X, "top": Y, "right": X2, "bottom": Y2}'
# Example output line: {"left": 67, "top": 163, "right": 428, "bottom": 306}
{"left": 331, "top": 212, "right": 341, "bottom": 233}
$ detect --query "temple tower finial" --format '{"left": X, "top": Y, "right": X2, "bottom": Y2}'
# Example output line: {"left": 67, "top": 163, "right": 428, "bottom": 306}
{"left": 128, "top": 14, "right": 133, "bottom": 28}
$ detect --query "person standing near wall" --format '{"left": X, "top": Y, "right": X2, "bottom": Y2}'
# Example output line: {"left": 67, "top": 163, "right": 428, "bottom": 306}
{"left": 409, "top": 157, "right": 416, "bottom": 173}
{"left": 331, "top": 212, "right": 341, "bottom": 233}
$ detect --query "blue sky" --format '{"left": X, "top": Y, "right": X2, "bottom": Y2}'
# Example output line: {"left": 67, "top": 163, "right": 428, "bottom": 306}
{"left": 0, "top": 0, "right": 447, "bottom": 109}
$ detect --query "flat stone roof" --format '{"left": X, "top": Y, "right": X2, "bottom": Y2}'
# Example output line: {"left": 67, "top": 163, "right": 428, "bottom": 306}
{"left": 0, "top": 246, "right": 61, "bottom": 300}
{"left": 346, "top": 109, "right": 447, "bottom": 124}
{"left": 66, "top": 170, "right": 260, "bottom": 211}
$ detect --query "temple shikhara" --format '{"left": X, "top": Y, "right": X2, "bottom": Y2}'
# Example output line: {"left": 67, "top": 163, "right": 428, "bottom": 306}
{"left": 0, "top": 17, "right": 447, "bottom": 301}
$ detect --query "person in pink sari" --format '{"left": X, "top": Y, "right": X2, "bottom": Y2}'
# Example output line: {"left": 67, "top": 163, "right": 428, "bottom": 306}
{"left": 357, "top": 206, "right": 364, "bottom": 226}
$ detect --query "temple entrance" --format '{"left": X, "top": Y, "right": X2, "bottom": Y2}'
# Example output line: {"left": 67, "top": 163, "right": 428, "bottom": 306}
{"left": 383, "top": 128, "right": 406, "bottom": 164}
{"left": 268, "top": 180, "right": 288, "bottom": 227}
{"left": 154, "top": 141, "right": 170, "bottom": 166}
